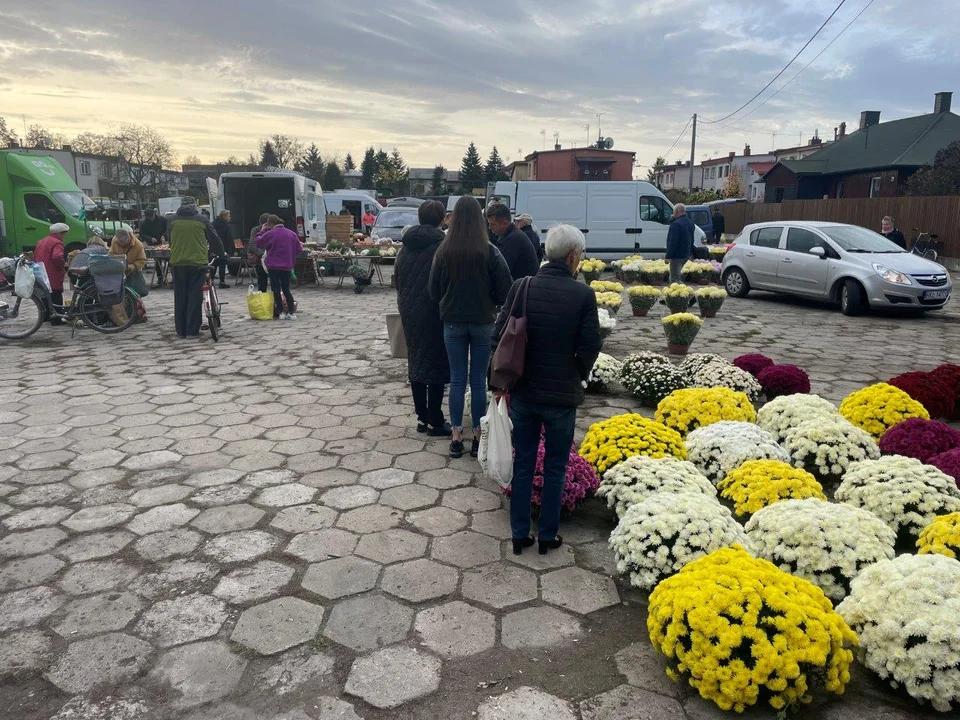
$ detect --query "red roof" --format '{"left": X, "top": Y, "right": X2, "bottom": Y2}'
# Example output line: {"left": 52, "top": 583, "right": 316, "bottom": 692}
{"left": 748, "top": 162, "right": 775, "bottom": 175}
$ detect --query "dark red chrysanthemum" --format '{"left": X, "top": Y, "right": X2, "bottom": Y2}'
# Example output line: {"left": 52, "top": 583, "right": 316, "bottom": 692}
{"left": 887, "top": 371, "right": 954, "bottom": 420}
{"left": 928, "top": 448, "right": 960, "bottom": 486}
{"left": 879, "top": 418, "right": 960, "bottom": 463}
{"left": 757, "top": 364, "right": 811, "bottom": 399}
{"left": 930, "top": 364, "right": 960, "bottom": 421}
{"left": 733, "top": 354, "right": 774, "bottom": 378}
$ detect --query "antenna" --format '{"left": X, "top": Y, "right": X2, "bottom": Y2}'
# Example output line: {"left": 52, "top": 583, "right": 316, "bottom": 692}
{"left": 582, "top": 124, "right": 590, "bottom": 147}
{"left": 596, "top": 112, "right": 605, "bottom": 142}
{"left": 553, "top": 131, "right": 560, "bottom": 148}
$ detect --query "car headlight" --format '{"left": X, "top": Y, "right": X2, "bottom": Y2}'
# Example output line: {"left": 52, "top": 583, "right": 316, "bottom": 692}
{"left": 872, "top": 263, "right": 911, "bottom": 285}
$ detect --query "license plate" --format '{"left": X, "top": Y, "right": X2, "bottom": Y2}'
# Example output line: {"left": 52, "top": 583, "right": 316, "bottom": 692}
{"left": 923, "top": 290, "right": 949, "bottom": 300}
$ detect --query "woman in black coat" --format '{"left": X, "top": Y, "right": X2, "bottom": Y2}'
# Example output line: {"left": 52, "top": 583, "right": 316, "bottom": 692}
{"left": 395, "top": 200, "right": 451, "bottom": 435}
{"left": 212, "top": 210, "right": 235, "bottom": 289}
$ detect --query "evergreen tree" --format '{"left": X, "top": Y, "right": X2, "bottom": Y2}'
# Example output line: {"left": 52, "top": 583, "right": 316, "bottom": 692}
{"left": 484, "top": 146, "right": 508, "bottom": 183}
{"left": 295, "top": 143, "right": 325, "bottom": 181}
{"left": 360, "top": 147, "right": 377, "bottom": 188}
{"left": 907, "top": 140, "right": 960, "bottom": 196}
{"left": 259, "top": 140, "right": 279, "bottom": 169}
{"left": 375, "top": 148, "right": 390, "bottom": 172}
{"left": 646, "top": 157, "right": 667, "bottom": 186}
{"left": 323, "top": 161, "right": 346, "bottom": 190}
{"left": 431, "top": 165, "right": 446, "bottom": 194}
{"left": 344, "top": 153, "right": 356, "bottom": 171}
{"left": 0, "top": 117, "right": 17, "bottom": 146}
{"left": 460, "top": 142, "right": 485, "bottom": 192}
{"left": 388, "top": 148, "right": 407, "bottom": 176}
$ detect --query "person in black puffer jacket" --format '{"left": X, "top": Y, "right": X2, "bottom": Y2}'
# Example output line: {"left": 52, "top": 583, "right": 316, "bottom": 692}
{"left": 487, "top": 203, "right": 539, "bottom": 281}
{"left": 515, "top": 213, "right": 544, "bottom": 263}
{"left": 395, "top": 200, "right": 451, "bottom": 436}
{"left": 212, "top": 209, "right": 235, "bottom": 289}
{"left": 492, "top": 224, "right": 602, "bottom": 556}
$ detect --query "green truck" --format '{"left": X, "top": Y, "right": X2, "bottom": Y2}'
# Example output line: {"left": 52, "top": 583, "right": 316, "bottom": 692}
{"left": 0, "top": 150, "right": 130, "bottom": 255}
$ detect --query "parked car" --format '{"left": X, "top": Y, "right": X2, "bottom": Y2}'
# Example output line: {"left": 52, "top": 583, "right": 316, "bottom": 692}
{"left": 385, "top": 197, "right": 423, "bottom": 208}
{"left": 685, "top": 204, "right": 713, "bottom": 238}
{"left": 721, "top": 221, "right": 952, "bottom": 315}
{"left": 370, "top": 206, "right": 420, "bottom": 243}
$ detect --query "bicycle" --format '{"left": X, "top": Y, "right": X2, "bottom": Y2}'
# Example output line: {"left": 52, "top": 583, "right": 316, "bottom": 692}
{"left": 910, "top": 229, "right": 942, "bottom": 262}
{"left": 202, "top": 262, "right": 223, "bottom": 342}
{"left": 0, "top": 256, "right": 137, "bottom": 340}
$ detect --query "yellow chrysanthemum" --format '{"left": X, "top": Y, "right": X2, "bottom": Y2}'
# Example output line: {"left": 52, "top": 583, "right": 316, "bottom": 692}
{"left": 590, "top": 280, "right": 624, "bottom": 293}
{"left": 917, "top": 512, "right": 960, "bottom": 558}
{"left": 718, "top": 460, "right": 826, "bottom": 517}
{"left": 578, "top": 413, "right": 685, "bottom": 475}
{"left": 648, "top": 546, "right": 858, "bottom": 714}
{"left": 655, "top": 387, "right": 756, "bottom": 437}
{"left": 662, "top": 282, "right": 694, "bottom": 298}
{"left": 838, "top": 383, "right": 929, "bottom": 440}
{"left": 594, "top": 291, "right": 623, "bottom": 309}
{"left": 578, "top": 258, "right": 606, "bottom": 274}
{"left": 627, "top": 285, "right": 662, "bottom": 298}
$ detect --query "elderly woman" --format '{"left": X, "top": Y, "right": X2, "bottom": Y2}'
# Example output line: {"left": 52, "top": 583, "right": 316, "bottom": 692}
{"left": 109, "top": 228, "right": 147, "bottom": 276}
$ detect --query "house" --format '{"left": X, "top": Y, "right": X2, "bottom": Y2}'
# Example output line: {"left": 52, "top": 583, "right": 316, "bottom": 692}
{"left": 406, "top": 168, "right": 462, "bottom": 196}
{"left": 761, "top": 92, "right": 960, "bottom": 202}
{"left": 697, "top": 145, "right": 775, "bottom": 198}
{"left": 772, "top": 134, "right": 829, "bottom": 162}
{"left": 505, "top": 159, "right": 533, "bottom": 182}
{"left": 183, "top": 161, "right": 257, "bottom": 189}
{"left": 343, "top": 169, "right": 363, "bottom": 189}
{"left": 523, "top": 146, "right": 636, "bottom": 181}
{"left": 660, "top": 161, "right": 692, "bottom": 191}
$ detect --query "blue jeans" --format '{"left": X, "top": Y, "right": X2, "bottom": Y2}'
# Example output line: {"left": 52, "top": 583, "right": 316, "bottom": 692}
{"left": 509, "top": 396, "right": 577, "bottom": 542}
{"left": 443, "top": 322, "right": 494, "bottom": 431}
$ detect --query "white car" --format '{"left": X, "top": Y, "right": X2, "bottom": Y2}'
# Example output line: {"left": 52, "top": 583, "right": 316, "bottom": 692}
{"left": 721, "top": 221, "right": 952, "bottom": 315}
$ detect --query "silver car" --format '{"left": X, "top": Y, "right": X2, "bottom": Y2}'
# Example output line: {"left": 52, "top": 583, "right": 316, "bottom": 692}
{"left": 721, "top": 221, "right": 952, "bottom": 315}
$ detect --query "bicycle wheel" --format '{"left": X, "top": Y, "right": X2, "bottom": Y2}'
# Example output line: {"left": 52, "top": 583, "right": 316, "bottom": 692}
{"left": 0, "top": 295, "right": 45, "bottom": 339}
{"left": 77, "top": 287, "right": 137, "bottom": 334}
{"left": 922, "top": 249, "right": 938, "bottom": 262}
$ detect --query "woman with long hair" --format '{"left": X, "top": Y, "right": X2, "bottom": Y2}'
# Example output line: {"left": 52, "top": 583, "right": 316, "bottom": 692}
{"left": 430, "top": 196, "right": 513, "bottom": 459}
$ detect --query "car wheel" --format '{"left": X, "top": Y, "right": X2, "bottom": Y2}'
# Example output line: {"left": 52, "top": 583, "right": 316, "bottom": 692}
{"left": 724, "top": 268, "right": 750, "bottom": 298}
{"left": 840, "top": 280, "right": 865, "bottom": 316}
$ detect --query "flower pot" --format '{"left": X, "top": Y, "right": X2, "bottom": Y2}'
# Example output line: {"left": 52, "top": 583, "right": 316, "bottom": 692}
{"left": 667, "top": 343, "right": 690, "bottom": 355}
{"left": 583, "top": 271, "right": 602, "bottom": 283}
{"left": 601, "top": 306, "right": 621, "bottom": 319}
{"left": 697, "top": 278, "right": 710, "bottom": 285}
{"left": 700, "top": 309, "right": 717, "bottom": 318}
{"left": 632, "top": 307, "right": 649, "bottom": 317}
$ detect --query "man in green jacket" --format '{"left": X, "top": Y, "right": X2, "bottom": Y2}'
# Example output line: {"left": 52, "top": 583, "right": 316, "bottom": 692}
{"left": 168, "top": 204, "right": 225, "bottom": 338}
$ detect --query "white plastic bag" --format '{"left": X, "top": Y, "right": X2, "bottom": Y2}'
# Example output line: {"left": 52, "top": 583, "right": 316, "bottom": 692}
{"left": 14, "top": 262, "right": 35, "bottom": 299}
{"left": 479, "top": 395, "right": 513, "bottom": 489}
{"left": 31, "top": 262, "right": 52, "bottom": 293}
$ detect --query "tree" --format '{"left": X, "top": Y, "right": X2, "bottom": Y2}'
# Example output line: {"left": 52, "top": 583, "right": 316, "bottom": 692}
{"left": 259, "top": 140, "right": 279, "bottom": 169}
{"left": 25, "top": 124, "right": 65, "bottom": 149}
{"left": 323, "top": 162, "right": 345, "bottom": 190}
{"left": 344, "top": 153, "right": 356, "bottom": 171}
{"left": 100, "top": 123, "right": 177, "bottom": 207}
{"left": 295, "top": 143, "right": 325, "bottom": 181}
{"left": 0, "top": 117, "right": 17, "bottom": 146}
{"left": 431, "top": 165, "right": 446, "bottom": 194}
{"left": 375, "top": 148, "right": 408, "bottom": 195}
{"left": 484, "top": 146, "right": 508, "bottom": 183}
{"left": 460, "top": 142, "right": 485, "bottom": 193}
{"left": 907, "top": 141, "right": 960, "bottom": 196}
{"left": 722, "top": 165, "right": 746, "bottom": 199}
{"left": 360, "top": 147, "right": 377, "bottom": 188}
{"left": 182, "top": 154, "right": 202, "bottom": 166}
{"left": 646, "top": 156, "right": 667, "bottom": 185}
{"left": 269, "top": 134, "right": 304, "bottom": 169}
{"left": 70, "top": 132, "right": 116, "bottom": 155}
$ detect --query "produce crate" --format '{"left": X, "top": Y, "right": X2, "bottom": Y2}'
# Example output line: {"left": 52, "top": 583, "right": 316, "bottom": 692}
{"left": 325, "top": 216, "right": 354, "bottom": 243}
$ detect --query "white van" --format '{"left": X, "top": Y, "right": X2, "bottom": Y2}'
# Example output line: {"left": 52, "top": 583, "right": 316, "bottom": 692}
{"left": 487, "top": 181, "right": 704, "bottom": 258}
{"left": 207, "top": 171, "right": 326, "bottom": 245}
{"left": 323, "top": 191, "right": 381, "bottom": 230}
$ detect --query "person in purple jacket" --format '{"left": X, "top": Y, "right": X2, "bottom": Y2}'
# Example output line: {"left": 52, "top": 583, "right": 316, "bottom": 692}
{"left": 256, "top": 215, "right": 303, "bottom": 320}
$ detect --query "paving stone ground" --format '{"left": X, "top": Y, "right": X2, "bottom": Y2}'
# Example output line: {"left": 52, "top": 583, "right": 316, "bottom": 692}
{"left": 0, "top": 268, "right": 957, "bottom": 719}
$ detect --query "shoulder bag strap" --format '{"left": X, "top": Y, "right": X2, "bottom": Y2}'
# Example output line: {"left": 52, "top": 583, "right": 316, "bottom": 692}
{"left": 519, "top": 276, "right": 532, "bottom": 318}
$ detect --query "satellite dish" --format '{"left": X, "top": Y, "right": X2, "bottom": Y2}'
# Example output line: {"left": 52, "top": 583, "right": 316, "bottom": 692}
{"left": 603, "top": 137, "right": 615, "bottom": 149}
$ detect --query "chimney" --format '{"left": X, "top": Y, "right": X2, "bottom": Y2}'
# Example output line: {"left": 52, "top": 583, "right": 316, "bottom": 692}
{"left": 554, "top": 143, "right": 561, "bottom": 151}
{"left": 744, "top": 144, "right": 751, "bottom": 156}
{"left": 728, "top": 152, "right": 735, "bottom": 160}
{"left": 839, "top": 122, "right": 847, "bottom": 138}
{"left": 935, "top": 91, "right": 953, "bottom": 114}
{"left": 833, "top": 127, "right": 838, "bottom": 141}
{"left": 859, "top": 111, "right": 881, "bottom": 131}
{"left": 62, "top": 144, "right": 72, "bottom": 152}
{"left": 810, "top": 136, "right": 822, "bottom": 146}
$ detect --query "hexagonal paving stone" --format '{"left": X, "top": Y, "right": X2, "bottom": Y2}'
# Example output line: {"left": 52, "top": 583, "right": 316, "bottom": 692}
{"left": 462, "top": 563, "right": 538, "bottom": 609}
{"left": 0, "top": 585, "right": 63, "bottom": 631}
{"left": 478, "top": 687, "right": 577, "bottom": 720}
{"left": 257, "top": 646, "right": 335, "bottom": 697}
{"left": 501, "top": 606, "right": 582, "bottom": 649}
{"left": 0, "top": 629, "right": 53, "bottom": 676}
{"left": 359, "top": 468, "right": 414, "bottom": 489}
{"left": 380, "top": 485, "right": 439, "bottom": 511}
{"left": 213, "top": 560, "right": 295, "bottom": 605}
{"left": 285, "top": 529, "right": 358, "bottom": 562}
{"left": 55, "top": 530, "right": 135, "bottom": 563}
{"left": 0, "top": 527, "right": 67, "bottom": 558}
{"left": 324, "top": 594, "right": 414, "bottom": 651}
{"left": 542, "top": 567, "right": 620, "bottom": 615}
{"left": 231, "top": 597, "right": 324, "bottom": 655}
{"left": 191, "top": 504, "right": 265, "bottom": 534}
{"left": 301, "top": 556, "right": 381, "bottom": 600}
{"left": 576, "top": 540, "right": 619, "bottom": 576}
{"left": 46, "top": 633, "right": 152, "bottom": 694}
{"left": 345, "top": 646, "right": 441, "bottom": 709}
{"left": 381, "top": 559, "right": 459, "bottom": 603}
{"left": 614, "top": 641, "right": 681, "bottom": 699}
{"left": 129, "top": 484, "right": 193, "bottom": 508}
{"left": 186, "top": 469, "right": 245, "bottom": 488}
{"left": 375, "top": 438, "right": 425, "bottom": 455}
{"left": 135, "top": 593, "right": 229, "bottom": 647}
{"left": 580, "top": 684, "right": 686, "bottom": 720}
{"left": 127, "top": 503, "right": 200, "bottom": 536}
{"left": 441, "top": 487, "right": 502, "bottom": 513}
{"left": 149, "top": 641, "right": 247, "bottom": 709}
{"left": 470, "top": 510, "right": 512, "bottom": 538}
{"left": 0, "top": 554, "right": 65, "bottom": 592}
{"left": 320, "top": 485, "right": 379, "bottom": 511}
{"left": 203, "top": 530, "right": 280, "bottom": 563}
{"left": 417, "top": 468, "right": 473, "bottom": 490}
{"left": 300, "top": 468, "right": 357, "bottom": 489}
{"left": 122, "top": 450, "right": 182, "bottom": 471}
{"left": 270, "top": 504, "right": 338, "bottom": 533}
{"left": 431, "top": 531, "right": 501, "bottom": 568}
{"left": 134, "top": 529, "right": 203, "bottom": 561}
{"left": 336, "top": 505, "right": 402, "bottom": 534}
{"left": 507, "top": 542, "right": 576, "bottom": 571}
{"left": 415, "top": 600, "right": 495, "bottom": 658}
{"left": 340, "top": 451, "right": 393, "bottom": 473}
{"left": 394, "top": 451, "right": 448, "bottom": 472}
{"left": 255, "top": 483, "right": 317, "bottom": 508}
{"left": 355, "top": 529, "right": 428, "bottom": 565}
{"left": 3, "top": 506, "right": 72, "bottom": 530}
{"left": 58, "top": 560, "right": 139, "bottom": 595}
{"left": 406, "top": 507, "right": 468, "bottom": 537}
{"left": 129, "top": 560, "right": 220, "bottom": 600}
{"left": 53, "top": 592, "right": 143, "bottom": 637}
{"left": 62, "top": 503, "right": 136, "bottom": 532}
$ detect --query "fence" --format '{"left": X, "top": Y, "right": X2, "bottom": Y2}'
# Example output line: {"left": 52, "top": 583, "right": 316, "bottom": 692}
{"left": 722, "top": 196, "right": 960, "bottom": 261}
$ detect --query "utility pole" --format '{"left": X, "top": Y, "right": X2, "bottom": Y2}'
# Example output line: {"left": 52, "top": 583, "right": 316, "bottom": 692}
{"left": 688, "top": 113, "right": 697, "bottom": 191}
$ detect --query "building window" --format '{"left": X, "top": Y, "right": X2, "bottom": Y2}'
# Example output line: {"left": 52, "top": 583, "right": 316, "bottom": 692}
{"left": 869, "top": 176, "right": 881, "bottom": 198}
{"left": 836, "top": 181, "right": 844, "bottom": 199}
{"left": 79, "top": 160, "right": 91, "bottom": 176}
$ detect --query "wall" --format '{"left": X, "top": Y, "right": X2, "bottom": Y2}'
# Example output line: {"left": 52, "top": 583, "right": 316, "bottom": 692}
{"left": 721, "top": 196, "right": 960, "bottom": 259}
{"left": 532, "top": 149, "right": 634, "bottom": 181}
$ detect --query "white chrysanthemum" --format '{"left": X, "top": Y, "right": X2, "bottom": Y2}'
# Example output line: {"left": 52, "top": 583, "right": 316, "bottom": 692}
{"left": 598, "top": 308, "right": 616, "bottom": 330}
{"left": 619, "top": 353, "right": 689, "bottom": 407}
{"left": 678, "top": 353, "right": 732, "bottom": 376}
{"left": 597, "top": 455, "right": 716, "bottom": 518}
{"left": 836, "top": 455, "right": 960, "bottom": 539}
{"left": 745, "top": 498, "right": 896, "bottom": 601}
{"left": 782, "top": 415, "right": 880, "bottom": 479}
{"left": 586, "top": 353, "right": 623, "bottom": 390}
{"left": 690, "top": 363, "right": 763, "bottom": 401}
{"left": 756, "top": 394, "right": 839, "bottom": 443}
{"left": 838, "top": 554, "right": 960, "bottom": 712}
{"left": 609, "top": 492, "right": 748, "bottom": 590}
{"left": 685, "top": 421, "right": 790, "bottom": 483}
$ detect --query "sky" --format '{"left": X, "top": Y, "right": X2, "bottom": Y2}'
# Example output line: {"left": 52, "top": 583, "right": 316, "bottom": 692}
{"left": 1, "top": 0, "right": 958, "bottom": 174}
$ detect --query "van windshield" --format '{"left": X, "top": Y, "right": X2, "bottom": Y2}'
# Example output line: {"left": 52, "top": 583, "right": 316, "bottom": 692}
{"left": 375, "top": 209, "right": 419, "bottom": 228}
{"left": 52, "top": 191, "right": 95, "bottom": 219}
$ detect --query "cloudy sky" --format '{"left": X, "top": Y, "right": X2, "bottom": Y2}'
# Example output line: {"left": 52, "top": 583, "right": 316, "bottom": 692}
{"left": 1, "top": 0, "right": 958, "bottom": 172}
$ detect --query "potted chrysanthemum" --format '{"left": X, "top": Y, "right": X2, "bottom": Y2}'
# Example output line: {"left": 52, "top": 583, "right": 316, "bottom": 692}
{"left": 661, "top": 283, "right": 694, "bottom": 314}
{"left": 595, "top": 291, "right": 623, "bottom": 318}
{"left": 627, "top": 286, "right": 661, "bottom": 316}
{"left": 662, "top": 312, "right": 703, "bottom": 355}
{"left": 694, "top": 286, "right": 727, "bottom": 318}
{"left": 578, "top": 258, "right": 606, "bottom": 282}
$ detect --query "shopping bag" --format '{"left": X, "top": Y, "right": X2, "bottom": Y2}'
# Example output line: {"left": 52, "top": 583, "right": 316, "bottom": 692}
{"left": 14, "top": 262, "right": 35, "bottom": 298}
{"left": 127, "top": 270, "right": 149, "bottom": 298}
{"left": 31, "top": 263, "right": 52, "bottom": 293}
{"left": 385, "top": 313, "right": 407, "bottom": 358}
{"left": 246, "top": 284, "right": 274, "bottom": 320}
{"left": 479, "top": 395, "right": 513, "bottom": 489}
{"left": 490, "top": 278, "right": 531, "bottom": 392}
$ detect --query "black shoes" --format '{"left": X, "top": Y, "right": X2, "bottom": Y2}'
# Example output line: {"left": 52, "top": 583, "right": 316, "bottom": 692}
{"left": 470, "top": 438, "right": 480, "bottom": 458}
{"left": 428, "top": 422, "right": 453, "bottom": 437}
{"left": 449, "top": 440, "right": 464, "bottom": 459}
{"left": 417, "top": 422, "right": 428, "bottom": 434}
{"left": 539, "top": 535, "right": 564, "bottom": 555}
{"left": 218, "top": 283, "right": 229, "bottom": 289}
{"left": 512, "top": 537, "right": 535, "bottom": 555}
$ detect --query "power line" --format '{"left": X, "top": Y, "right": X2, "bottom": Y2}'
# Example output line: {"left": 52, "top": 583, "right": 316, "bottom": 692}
{"left": 701, "top": 0, "right": 848, "bottom": 125}
{"left": 715, "top": 0, "right": 876, "bottom": 128}
{"left": 658, "top": 117, "right": 692, "bottom": 160}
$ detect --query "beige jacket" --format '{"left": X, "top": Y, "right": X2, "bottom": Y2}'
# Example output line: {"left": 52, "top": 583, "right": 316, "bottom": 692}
{"left": 109, "top": 235, "right": 147, "bottom": 273}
